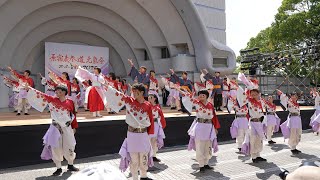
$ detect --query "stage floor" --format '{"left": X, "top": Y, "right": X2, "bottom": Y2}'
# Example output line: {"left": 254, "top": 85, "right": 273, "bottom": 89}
{"left": 0, "top": 106, "right": 314, "bottom": 127}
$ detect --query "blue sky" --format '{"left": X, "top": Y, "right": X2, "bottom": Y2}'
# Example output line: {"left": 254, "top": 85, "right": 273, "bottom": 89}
{"left": 225, "top": 0, "right": 283, "bottom": 56}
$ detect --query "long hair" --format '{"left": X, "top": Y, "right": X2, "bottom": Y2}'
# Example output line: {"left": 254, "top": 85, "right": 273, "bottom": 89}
{"left": 62, "top": 72, "right": 70, "bottom": 81}
{"left": 149, "top": 94, "right": 159, "bottom": 104}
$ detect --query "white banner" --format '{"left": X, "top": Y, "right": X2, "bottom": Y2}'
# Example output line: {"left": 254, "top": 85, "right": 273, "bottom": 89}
{"left": 45, "top": 42, "right": 109, "bottom": 78}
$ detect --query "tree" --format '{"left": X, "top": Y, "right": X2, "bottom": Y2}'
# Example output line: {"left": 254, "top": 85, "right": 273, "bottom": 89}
{"left": 241, "top": 0, "right": 320, "bottom": 84}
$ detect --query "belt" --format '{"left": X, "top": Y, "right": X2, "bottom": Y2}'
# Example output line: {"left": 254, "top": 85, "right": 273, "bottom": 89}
{"left": 197, "top": 118, "right": 212, "bottom": 124}
{"left": 251, "top": 117, "right": 263, "bottom": 122}
{"left": 230, "top": 88, "right": 237, "bottom": 90}
{"left": 236, "top": 114, "right": 247, "bottom": 118}
{"left": 290, "top": 113, "right": 300, "bottom": 116}
{"left": 128, "top": 126, "right": 147, "bottom": 133}
{"left": 213, "top": 85, "right": 221, "bottom": 88}
{"left": 266, "top": 112, "right": 275, "bottom": 115}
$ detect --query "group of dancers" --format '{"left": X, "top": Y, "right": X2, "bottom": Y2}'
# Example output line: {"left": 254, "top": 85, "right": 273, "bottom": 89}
{"left": 2, "top": 61, "right": 319, "bottom": 180}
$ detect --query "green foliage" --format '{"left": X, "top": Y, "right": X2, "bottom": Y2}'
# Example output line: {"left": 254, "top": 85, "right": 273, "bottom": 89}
{"left": 241, "top": 0, "right": 320, "bottom": 84}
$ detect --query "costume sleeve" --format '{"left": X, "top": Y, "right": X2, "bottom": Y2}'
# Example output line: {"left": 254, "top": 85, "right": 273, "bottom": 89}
{"left": 236, "top": 86, "right": 248, "bottom": 107}
{"left": 26, "top": 87, "right": 53, "bottom": 112}
{"left": 278, "top": 90, "right": 288, "bottom": 110}
{"left": 147, "top": 105, "right": 155, "bottom": 135}
{"left": 238, "top": 72, "right": 255, "bottom": 90}
{"left": 204, "top": 73, "right": 214, "bottom": 81}
{"left": 69, "top": 100, "right": 78, "bottom": 129}
{"left": 28, "top": 78, "right": 34, "bottom": 88}
{"left": 212, "top": 109, "right": 220, "bottom": 129}
{"left": 104, "top": 85, "right": 126, "bottom": 112}
{"left": 181, "top": 91, "right": 194, "bottom": 113}
{"left": 128, "top": 66, "right": 139, "bottom": 80}
{"left": 10, "top": 69, "right": 24, "bottom": 79}
{"left": 75, "top": 66, "right": 94, "bottom": 82}
{"left": 158, "top": 106, "right": 166, "bottom": 129}
{"left": 170, "top": 73, "right": 179, "bottom": 84}
{"left": 49, "top": 71, "right": 63, "bottom": 84}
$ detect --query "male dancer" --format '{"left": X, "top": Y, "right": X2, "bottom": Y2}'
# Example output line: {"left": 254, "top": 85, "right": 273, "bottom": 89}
{"left": 8, "top": 67, "right": 34, "bottom": 115}
{"left": 278, "top": 90, "right": 303, "bottom": 154}
{"left": 161, "top": 76, "right": 180, "bottom": 110}
{"left": 202, "top": 69, "right": 223, "bottom": 111}
{"left": 238, "top": 87, "right": 267, "bottom": 163}
{"left": 222, "top": 77, "right": 230, "bottom": 108}
{"left": 39, "top": 73, "right": 57, "bottom": 97}
{"left": 148, "top": 70, "right": 159, "bottom": 100}
{"left": 104, "top": 83, "right": 154, "bottom": 180}
{"left": 180, "top": 88, "right": 220, "bottom": 172}
{"left": 169, "top": 69, "right": 193, "bottom": 114}
{"left": 26, "top": 85, "right": 79, "bottom": 176}
{"left": 229, "top": 77, "right": 239, "bottom": 99}
{"left": 128, "top": 59, "right": 150, "bottom": 98}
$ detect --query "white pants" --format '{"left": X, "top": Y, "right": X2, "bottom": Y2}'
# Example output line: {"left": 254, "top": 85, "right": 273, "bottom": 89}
{"left": 52, "top": 126, "right": 76, "bottom": 168}
{"left": 266, "top": 125, "right": 275, "bottom": 141}
{"left": 195, "top": 139, "right": 212, "bottom": 167}
{"left": 250, "top": 132, "right": 263, "bottom": 159}
{"left": 150, "top": 137, "right": 158, "bottom": 157}
{"left": 17, "top": 98, "right": 29, "bottom": 113}
{"left": 236, "top": 129, "right": 246, "bottom": 148}
{"left": 288, "top": 128, "right": 302, "bottom": 150}
{"left": 129, "top": 152, "right": 148, "bottom": 180}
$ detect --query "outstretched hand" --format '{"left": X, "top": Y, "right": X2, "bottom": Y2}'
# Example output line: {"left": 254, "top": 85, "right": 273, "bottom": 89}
{"left": 128, "top": 59, "right": 134, "bottom": 67}
{"left": 169, "top": 69, "right": 174, "bottom": 74}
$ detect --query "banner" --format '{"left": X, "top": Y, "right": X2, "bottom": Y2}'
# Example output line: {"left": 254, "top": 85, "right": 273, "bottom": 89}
{"left": 45, "top": 42, "right": 109, "bottom": 79}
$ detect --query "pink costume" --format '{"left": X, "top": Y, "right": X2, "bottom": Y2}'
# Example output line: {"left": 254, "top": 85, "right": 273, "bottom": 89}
{"left": 310, "top": 91, "right": 320, "bottom": 132}
{"left": 278, "top": 91, "right": 302, "bottom": 150}
{"left": 182, "top": 91, "right": 220, "bottom": 168}
{"left": 148, "top": 76, "right": 159, "bottom": 100}
{"left": 162, "top": 77, "right": 179, "bottom": 107}
{"left": 3, "top": 76, "right": 19, "bottom": 110}
{"left": 104, "top": 85, "right": 154, "bottom": 180}
{"left": 149, "top": 104, "right": 166, "bottom": 158}
{"left": 227, "top": 97, "right": 249, "bottom": 149}
{"left": 237, "top": 86, "right": 265, "bottom": 159}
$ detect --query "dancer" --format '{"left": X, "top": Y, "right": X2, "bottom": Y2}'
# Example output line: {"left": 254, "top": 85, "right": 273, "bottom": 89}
{"left": 80, "top": 80, "right": 91, "bottom": 111}
{"left": 71, "top": 78, "right": 81, "bottom": 112}
{"left": 169, "top": 69, "right": 193, "bottom": 114}
{"left": 229, "top": 77, "right": 238, "bottom": 99}
{"left": 40, "top": 73, "right": 58, "bottom": 97}
{"left": 148, "top": 94, "right": 166, "bottom": 162}
{"left": 128, "top": 59, "right": 150, "bottom": 98}
{"left": 75, "top": 66, "right": 107, "bottom": 117}
{"left": 104, "top": 83, "right": 154, "bottom": 180}
{"left": 161, "top": 76, "right": 180, "bottom": 110}
{"left": 222, "top": 77, "right": 230, "bottom": 108}
{"left": 26, "top": 85, "right": 79, "bottom": 176}
{"left": 262, "top": 96, "right": 281, "bottom": 144}
{"left": 238, "top": 87, "right": 267, "bottom": 163}
{"left": 277, "top": 90, "right": 302, "bottom": 154}
{"left": 148, "top": 70, "right": 159, "bottom": 100}
{"left": 309, "top": 88, "right": 320, "bottom": 134}
{"left": 202, "top": 69, "right": 223, "bottom": 111}
{"left": 238, "top": 72, "right": 259, "bottom": 96}
{"left": 104, "top": 72, "right": 119, "bottom": 114}
{"left": 8, "top": 67, "right": 34, "bottom": 115}
{"left": 227, "top": 96, "right": 249, "bottom": 152}
{"left": 2, "top": 75, "right": 19, "bottom": 112}
{"left": 179, "top": 88, "right": 220, "bottom": 172}
{"left": 49, "top": 71, "right": 71, "bottom": 96}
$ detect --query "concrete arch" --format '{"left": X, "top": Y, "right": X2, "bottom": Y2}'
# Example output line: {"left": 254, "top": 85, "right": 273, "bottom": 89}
{"left": 11, "top": 16, "right": 135, "bottom": 74}
{"left": 27, "top": 31, "right": 126, "bottom": 77}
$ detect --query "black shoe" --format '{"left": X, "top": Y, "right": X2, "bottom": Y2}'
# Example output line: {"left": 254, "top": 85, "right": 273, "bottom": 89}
{"left": 170, "top": 107, "right": 177, "bottom": 110}
{"left": 279, "top": 168, "right": 289, "bottom": 180}
{"left": 16, "top": 113, "right": 21, "bottom": 116}
{"left": 291, "top": 149, "right": 301, "bottom": 154}
{"left": 238, "top": 148, "right": 241, "bottom": 152}
{"left": 52, "top": 168, "right": 62, "bottom": 176}
{"left": 256, "top": 157, "right": 267, "bottom": 162}
{"left": 268, "top": 140, "right": 276, "bottom": 144}
{"left": 67, "top": 164, "right": 79, "bottom": 172}
{"left": 252, "top": 158, "right": 259, "bottom": 163}
{"left": 200, "top": 167, "right": 206, "bottom": 172}
{"left": 140, "top": 178, "right": 153, "bottom": 180}
{"left": 177, "top": 109, "right": 182, "bottom": 111}
{"left": 24, "top": 113, "right": 30, "bottom": 115}
{"left": 14, "top": 110, "right": 17, "bottom": 113}
{"left": 85, "top": 109, "right": 89, "bottom": 112}
{"left": 217, "top": 108, "right": 223, "bottom": 111}
{"left": 153, "top": 157, "right": 161, "bottom": 162}
{"left": 204, "top": 165, "right": 213, "bottom": 170}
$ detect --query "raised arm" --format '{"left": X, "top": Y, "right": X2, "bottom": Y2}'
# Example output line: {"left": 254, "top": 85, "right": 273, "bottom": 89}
{"left": 277, "top": 89, "right": 288, "bottom": 110}
{"left": 8, "top": 67, "right": 23, "bottom": 79}
{"left": 238, "top": 72, "right": 254, "bottom": 88}
{"left": 128, "top": 59, "right": 139, "bottom": 80}
{"left": 202, "top": 69, "right": 214, "bottom": 81}
{"left": 236, "top": 86, "right": 248, "bottom": 107}
{"left": 26, "top": 87, "right": 54, "bottom": 112}
{"left": 74, "top": 66, "right": 94, "bottom": 82}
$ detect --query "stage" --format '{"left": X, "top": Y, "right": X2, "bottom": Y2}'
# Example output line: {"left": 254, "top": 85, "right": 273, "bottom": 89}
{"left": 0, "top": 106, "right": 316, "bottom": 169}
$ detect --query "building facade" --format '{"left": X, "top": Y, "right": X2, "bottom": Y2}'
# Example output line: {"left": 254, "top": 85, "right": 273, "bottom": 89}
{"left": 0, "top": 0, "right": 235, "bottom": 108}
